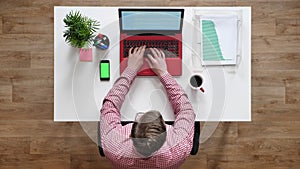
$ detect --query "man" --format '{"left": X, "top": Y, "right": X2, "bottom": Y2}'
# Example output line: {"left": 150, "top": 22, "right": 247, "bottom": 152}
{"left": 100, "top": 45, "right": 195, "bottom": 169}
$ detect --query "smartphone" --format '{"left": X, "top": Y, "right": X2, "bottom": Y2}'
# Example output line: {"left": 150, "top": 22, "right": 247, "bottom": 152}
{"left": 99, "top": 60, "right": 110, "bottom": 81}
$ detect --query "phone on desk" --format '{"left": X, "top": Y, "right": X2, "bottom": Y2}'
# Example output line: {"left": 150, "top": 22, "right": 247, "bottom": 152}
{"left": 99, "top": 60, "right": 110, "bottom": 81}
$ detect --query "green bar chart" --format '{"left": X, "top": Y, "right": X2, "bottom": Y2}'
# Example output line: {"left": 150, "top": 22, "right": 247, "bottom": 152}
{"left": 202, "top": 20, "right": 225, "bottom": 61}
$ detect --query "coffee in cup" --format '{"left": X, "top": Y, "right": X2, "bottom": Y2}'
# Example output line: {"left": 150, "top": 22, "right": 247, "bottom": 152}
{"left": 189, "top": 74, "right": 205, "bottom": 93}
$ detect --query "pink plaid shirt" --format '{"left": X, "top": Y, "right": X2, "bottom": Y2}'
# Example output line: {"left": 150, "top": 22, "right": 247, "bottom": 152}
{"left": 100, "top": 67, "right": 195, "bottom": 169}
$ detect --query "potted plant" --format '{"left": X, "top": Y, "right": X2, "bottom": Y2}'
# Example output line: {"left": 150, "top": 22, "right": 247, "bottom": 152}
{"left": 63, "top": 11, "right": 100, "bottom": 61}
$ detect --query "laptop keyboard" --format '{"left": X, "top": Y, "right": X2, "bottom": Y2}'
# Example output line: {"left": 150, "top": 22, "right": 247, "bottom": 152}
{"left": 123, "top": 40, "right": 179, "bottom": 58}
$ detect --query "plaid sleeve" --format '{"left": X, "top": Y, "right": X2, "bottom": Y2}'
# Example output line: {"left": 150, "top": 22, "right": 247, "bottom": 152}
{"left": 159, "top": 72, "right": 195, "bottom": 143}
{"left": 100, "top": 67, "right": 137, "bottom": 136}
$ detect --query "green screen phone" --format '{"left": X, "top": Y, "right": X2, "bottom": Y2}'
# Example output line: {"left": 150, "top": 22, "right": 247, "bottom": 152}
{"left": 100, "top": 60, "right": 110, "bottom": 81}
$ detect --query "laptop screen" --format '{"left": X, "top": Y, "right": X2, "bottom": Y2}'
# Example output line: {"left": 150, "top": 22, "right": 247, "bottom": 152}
{"left": 119, "top": 9, "right": 184, "bottom": 33}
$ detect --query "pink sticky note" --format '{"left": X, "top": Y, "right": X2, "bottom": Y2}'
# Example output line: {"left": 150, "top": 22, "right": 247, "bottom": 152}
{"left": 80, "top": 48, "right": 93, "bottom": 62}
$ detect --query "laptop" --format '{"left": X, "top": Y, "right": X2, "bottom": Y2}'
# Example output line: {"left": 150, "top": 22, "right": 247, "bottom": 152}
{"left": 119, "top": 8, "right": 184, "bottom": 76}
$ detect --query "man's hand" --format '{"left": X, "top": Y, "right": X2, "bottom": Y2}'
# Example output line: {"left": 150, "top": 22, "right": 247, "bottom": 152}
{"left": 127, "top": 45, "right": 146, "bottom": 72}
{"left": 146, "top": 48, "right": 168, "bottom": 77}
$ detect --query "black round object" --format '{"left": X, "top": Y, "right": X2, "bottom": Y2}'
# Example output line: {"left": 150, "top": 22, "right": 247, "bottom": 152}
{"left": 93, "top": 34, "right": 110, "bottom": 50}
{"left": 190, "top": 75, "right": 203, "bottom": 87}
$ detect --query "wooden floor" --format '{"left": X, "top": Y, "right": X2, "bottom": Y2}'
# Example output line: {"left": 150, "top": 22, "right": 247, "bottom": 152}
{"left": 0, "top": 0, "right": 299, "bottom": 168}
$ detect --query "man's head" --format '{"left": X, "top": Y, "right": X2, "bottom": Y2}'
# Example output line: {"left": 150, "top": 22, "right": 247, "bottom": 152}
{"left": 131, "top": 110, "right": 166, "bottom": 157}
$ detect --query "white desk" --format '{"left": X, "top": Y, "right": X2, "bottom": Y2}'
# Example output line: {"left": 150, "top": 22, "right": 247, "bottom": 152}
{"left": 54, "top": 7, "right": 251, "bottom": 122}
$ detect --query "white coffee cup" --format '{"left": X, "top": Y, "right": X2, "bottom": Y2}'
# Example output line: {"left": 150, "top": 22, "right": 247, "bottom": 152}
{"left": 189, "top": 74, "right": 205, "bottom": 93}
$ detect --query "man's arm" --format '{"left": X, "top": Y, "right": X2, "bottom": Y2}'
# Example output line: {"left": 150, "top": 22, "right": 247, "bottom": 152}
{"left": 100, "top": 67, "right": 137, "bottom": 128}
{"left": 146, "top": 48, "right": 195, "bottom": 137}
{"left": 100, "top": 46, "right": 145, "bottom": 135}
{"left": 159, "top": 72, "right": 195, "bottom": 133}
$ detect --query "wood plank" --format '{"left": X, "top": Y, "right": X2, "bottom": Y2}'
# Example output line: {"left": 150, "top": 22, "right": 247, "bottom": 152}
{"left": 207, "top": 154, "right": 300, "bottom": 169}
{"left": 30, "top": 137, "right": 66, "bottom": 154}
{"left": 252, "top": 18, "right": 276, "bottom": 36}
{"left": 238, "top": 121, "right": 300, "bottom": 138}
{"left": 167, "top": 0, "right": 236, "bottom": 6}
{"left": 200, "top": 122, "right": 238, "bottom": 138}
{"left": 0, "top": 78, "right": 12, "bottom": 103}
{"left": 9, "top": 68, "right": 54, "bottom": 88}
{"left": 55, "top": 0, "right": 237, "bottom": 6}
{"left": 0, "top": 72, "right": 53, "bottom": 107}
{"left": 30, "top": 137, "right": 98, "bottom": 155}
{"left": 64, "top": 137, "right": 99, "bottom": 155}
{"left": 0, "top": 51, "right": 31, "bottom": 69}
{"left": 0, "top": 68, "right": 53, "bottom": 79}
{"left": 54, "top": 0, "right": 103, "bottom": 6}
{"left": 201, "top": 137, "right": 299, "bottom": 156}
{"left": 246, "top": 2, "right": 300, "bottom": 20}
{"left": 12, "top": 85, "right": 53, "bottom": 103}
{"left": 0, "top": 154, "right": 70, "bottom": 169}
{"left": 104, "top": 0, "right": 172, "bottom": 6}
{"left": 2, "top": 16, "right": 53, "bottom": 34}
{"left": 235, "top": 138, "right": 300, "bottom": 156}
{"left": 0, "top": 69, "right": 54, "bottom": 103}
{"left": 0, "top": 69, "right": 53, "bottom": 102}
{"left": 180, "top": 154, "right": 207, "bottom": 169}
{"left": 276, "top": 19, "right": 300, "bottom": 35}
{"left": 252, "top": 87, "right": 285, "bottom": 108}
{"left": 252, "top": 70, "right": 300, "bottom": 87}
{"left": 238, "top": 0, "right": 299, "bottom": 2}
{"left": 0, "top": 103, "right": 53, "bottom": 120}
{"left": 0, "top": 34, "right": 53, "bottom": 52}
{"left": 252, "top": 35, "right": 300, "bottom": 53}
{"left": 0, "top": 68, "right": 53, "bottom": 87}
{"left": 12, "top": 76, "right": 53, "bottom": 88}
{"left": 0, "top": 0, "right": 54, "bottom": 17}
{"left": 0, "top": 120, "right": 86, "bottom": 137}
{"left": 0, "top": 137, "right": 30, "bottom": 154}
{"left": 31, "top": 52, "right": 53, "bottom": 68}
{"left": 200, "top": 137, "right": 239, "bottom": 156}
{"left": 252, "top": 53, "right": 300, "bottom": 71}
{"left": 252, "top": 104, "right": 300, "bottom": 121}
{"left": 71, "top": 154, "right": 114, "bottom": 169}
{"left": 286, "top": 86, "right": 300, "bottom": 104}
{"left": 0, "top": 16, "right": 2, "bottom": 34}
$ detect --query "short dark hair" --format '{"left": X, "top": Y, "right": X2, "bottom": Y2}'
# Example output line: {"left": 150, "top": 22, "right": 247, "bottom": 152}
{"left": 131, "top": 110, "right": 167, "bottom": 157}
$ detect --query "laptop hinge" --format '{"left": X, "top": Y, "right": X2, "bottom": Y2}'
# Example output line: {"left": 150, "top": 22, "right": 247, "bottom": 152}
{"left": 126, "top": 32, "right": 176, "bottom": 36}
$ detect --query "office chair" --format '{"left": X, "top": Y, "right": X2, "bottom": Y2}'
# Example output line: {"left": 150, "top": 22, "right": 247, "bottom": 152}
{"left": 97, "top": 121, "right": 200, "bottom": 156}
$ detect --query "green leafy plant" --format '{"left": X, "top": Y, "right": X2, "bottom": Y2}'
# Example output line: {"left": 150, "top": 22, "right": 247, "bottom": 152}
{"left": 63, "top": 11, "right": 100, "bottom": 48}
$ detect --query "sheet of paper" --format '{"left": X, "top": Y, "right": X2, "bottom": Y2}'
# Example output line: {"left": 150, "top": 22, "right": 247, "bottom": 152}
{"left": 200, "top": 14, "right": 238, "bottom": 65}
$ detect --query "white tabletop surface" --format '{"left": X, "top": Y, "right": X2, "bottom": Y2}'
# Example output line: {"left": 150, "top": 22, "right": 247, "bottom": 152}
{"left": 54, "top": 6, "right": 251, "bottom": 121}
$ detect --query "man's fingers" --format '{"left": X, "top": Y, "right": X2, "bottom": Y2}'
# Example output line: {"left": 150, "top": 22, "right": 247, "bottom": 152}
{"left": 138, "top": 45, "right": 146, "bottom": 56}
{"left": 142, "top": 45, "right": 146, "bottom": 54}
{"left": 133, "top": 47, "right": 139, "bottom": 54}
{"left": 150, "top": 48, "right": 159, "bottom": 58}
{"left": 129, "top": 47, "right": 133, "bottom": 55}
{"left": 147, "top": 54, "right": 156, "bottom": 63}
{"left": 145, "top": 58, "right": 153, "bottom": 67}
{"left": 153, "top": 48, "right": 162, "bottom": 58}
{"left": 160, "top": 49, "right": 165, "bottom": 58}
